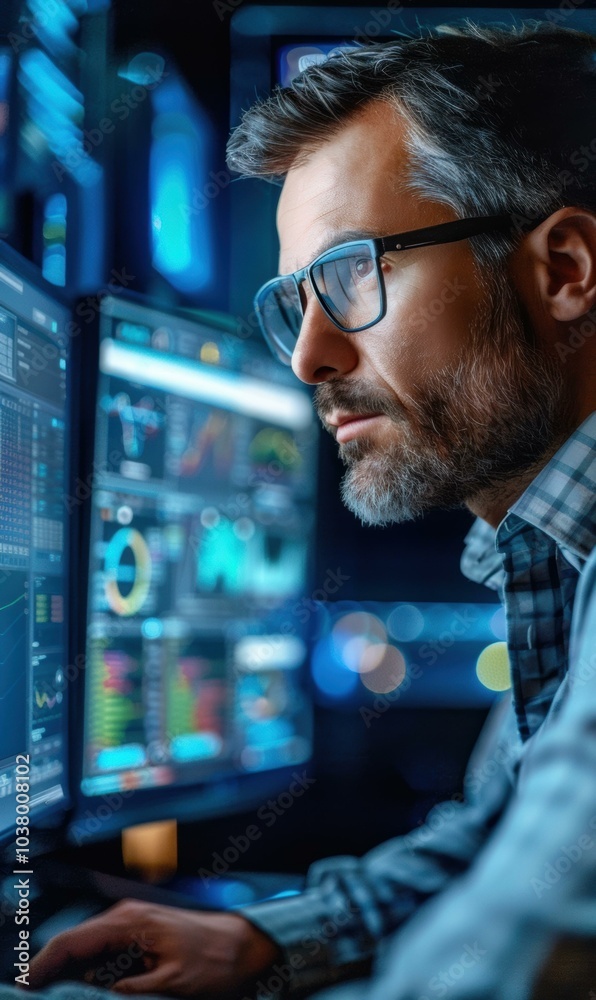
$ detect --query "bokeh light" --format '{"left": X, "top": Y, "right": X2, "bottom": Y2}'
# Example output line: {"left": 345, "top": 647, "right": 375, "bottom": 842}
{"left": 387, "top": 604, "right": 425, "bottom": 642}
{"left": 342, "top": 635, "right": 386, "bottom": 673}
{"left": 141, "top": 617, "right": 163, "bottom": 640}
{"left": 200, "top": 506, "right": 220, "bottom": 528}
{"left": 233, "top": 517, "right": 255, "bottom": 541}
{"left": 360, "top": 645, "right": 407, "bottom": 694}
{"left": 331, "top": 612, "right": 387, "bottom": 675}
{"left": 476, "top": 641, "right": 511, "bottom": 691}
{"left": 200, "top": 341, "right": 220, "bottom": 364}
{"left": 340, "top": 636, "right": 368, "bottom": 672}
{"left": 490, "top": 606, "right": 507, "bottom": 641}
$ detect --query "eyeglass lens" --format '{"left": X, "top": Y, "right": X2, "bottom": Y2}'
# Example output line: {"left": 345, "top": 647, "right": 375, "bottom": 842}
{"left": 258, "top": 275, "right": 302, "bottom": 363}
{"left": 258, "top": 243, "right": 381, "bottom": 363}
{"left": 311, "top": 243, "right": 381, "bottom": 329}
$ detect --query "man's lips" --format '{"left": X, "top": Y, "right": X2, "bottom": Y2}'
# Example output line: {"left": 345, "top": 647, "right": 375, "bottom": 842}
{"left": 325, "top": 411, "right": 387, "bottom": 444}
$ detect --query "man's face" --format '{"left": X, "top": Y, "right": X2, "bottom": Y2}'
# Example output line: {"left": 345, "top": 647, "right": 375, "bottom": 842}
{"left": 276, "top": 101, "right": 570, "bottom": 526}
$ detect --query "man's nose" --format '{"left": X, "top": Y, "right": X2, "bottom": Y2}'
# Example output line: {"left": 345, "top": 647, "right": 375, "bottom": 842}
{"left": 290, "top": 293, "right": 359, "bottom": 385}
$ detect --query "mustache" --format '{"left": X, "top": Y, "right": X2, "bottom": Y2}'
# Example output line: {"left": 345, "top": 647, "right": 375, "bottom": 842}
{"left": 314, "top": 379, "right": 408, "bottom": 433}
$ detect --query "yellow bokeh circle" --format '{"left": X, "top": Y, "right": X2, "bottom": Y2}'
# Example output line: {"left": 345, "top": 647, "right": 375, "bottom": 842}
{"left": 476, "top": 641, "right": 511, "bottom": 692}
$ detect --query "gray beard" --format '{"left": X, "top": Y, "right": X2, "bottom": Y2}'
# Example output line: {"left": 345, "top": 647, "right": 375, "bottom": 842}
{"left": 315, "top": 267, "right": 573, "bottom": 526}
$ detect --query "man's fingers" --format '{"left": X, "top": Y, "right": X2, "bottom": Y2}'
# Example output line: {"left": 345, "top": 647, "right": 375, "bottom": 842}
{"left": 112, "top": 960, "right": 179, "bottom": 995}
{"left": 27, "top": 911, "right": 138, "bottom": 988}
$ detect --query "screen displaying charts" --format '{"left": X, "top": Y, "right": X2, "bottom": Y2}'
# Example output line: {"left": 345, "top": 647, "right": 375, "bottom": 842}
{"left": 81, "top": 298, "right": 317, "bottom": 799}
{"left": 0, "top": 251, "right": 71, "bottom": 844}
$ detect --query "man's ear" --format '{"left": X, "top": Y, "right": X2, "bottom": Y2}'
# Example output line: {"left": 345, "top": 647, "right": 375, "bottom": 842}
{"left": 523, "top": 207, "right": 596, "bottom": 322}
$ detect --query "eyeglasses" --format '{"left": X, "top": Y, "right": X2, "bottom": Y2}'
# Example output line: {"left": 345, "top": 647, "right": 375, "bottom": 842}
{"left": 254, "top": 214, "right": 514, "bottom": 365}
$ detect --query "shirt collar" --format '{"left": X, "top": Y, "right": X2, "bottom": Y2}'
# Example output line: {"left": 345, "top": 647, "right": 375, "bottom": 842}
{"left": 506, "top": 410, "right": 596, "bottom": 561}
{"left": 461, "top": 411, "right": 596, "bottom": 587}
{"left": 460, "top": 517, "right": 502, "bottom": 591}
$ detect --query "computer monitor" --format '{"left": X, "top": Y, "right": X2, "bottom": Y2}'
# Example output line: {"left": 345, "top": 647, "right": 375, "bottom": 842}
{"left": 0, "top": 243, "right": 72, "bottom": 850}
{"left": 70, "top": 295, "right": 318, "bottom": 841}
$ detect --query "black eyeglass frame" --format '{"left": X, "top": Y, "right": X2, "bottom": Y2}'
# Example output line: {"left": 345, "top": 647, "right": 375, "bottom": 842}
{"left": 254, "top": 214, "right": 515, "bottom": 359}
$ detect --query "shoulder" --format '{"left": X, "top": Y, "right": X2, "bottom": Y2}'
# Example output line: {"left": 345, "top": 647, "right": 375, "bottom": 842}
{"left": 569, "top": 547, "right": 596, "bottom": 677}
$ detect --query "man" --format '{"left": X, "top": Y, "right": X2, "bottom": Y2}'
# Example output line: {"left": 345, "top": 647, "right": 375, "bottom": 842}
{"left": 12, "top": 20, "right": 596, "bottom": 1000}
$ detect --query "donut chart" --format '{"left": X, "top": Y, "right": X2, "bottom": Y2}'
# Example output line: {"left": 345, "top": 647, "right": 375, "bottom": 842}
{"left": 104, "top": 527, "right": 152, "bottom": 616}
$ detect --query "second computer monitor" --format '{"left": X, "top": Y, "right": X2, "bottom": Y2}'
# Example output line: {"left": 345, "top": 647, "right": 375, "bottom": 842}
{"left": 0, "top": 245, "right": 71, "bottom": 850}
{"left": 75, "top": 296, "right": 318, "bottom": 836}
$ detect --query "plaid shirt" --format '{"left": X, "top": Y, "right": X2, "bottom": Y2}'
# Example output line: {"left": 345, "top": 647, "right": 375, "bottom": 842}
{"left": 462, "top": 413, "right": 596, "bottom": 741}
{"left": 242, "top": 411, "right": 596, "bottom": 1000}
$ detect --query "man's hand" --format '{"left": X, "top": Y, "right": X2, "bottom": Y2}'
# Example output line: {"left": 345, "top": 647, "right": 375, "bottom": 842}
{"left": 26, "top": 899, "right": 281, "bottom": 996}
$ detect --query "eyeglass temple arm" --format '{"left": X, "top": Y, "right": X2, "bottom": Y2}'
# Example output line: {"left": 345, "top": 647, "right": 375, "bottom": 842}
{"left": 380, "top": 214, "right": 516, "bottom": 252}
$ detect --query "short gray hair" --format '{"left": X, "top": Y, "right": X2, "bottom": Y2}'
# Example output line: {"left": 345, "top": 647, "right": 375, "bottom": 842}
{"left": 226, "top": 21, "right": 596, "bottom": 264}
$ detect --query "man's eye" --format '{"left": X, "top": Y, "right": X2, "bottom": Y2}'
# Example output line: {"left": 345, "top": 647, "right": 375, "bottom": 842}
{"left": 353, "top": 257, "right": 374, "bottom": 280}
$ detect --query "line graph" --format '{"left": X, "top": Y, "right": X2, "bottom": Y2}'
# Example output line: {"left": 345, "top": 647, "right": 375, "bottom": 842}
{"left": 0, "top": 591, "right": 26, "bottom": 613}
{"left": 0, "top": 571, "right": 27, "bottom": 759}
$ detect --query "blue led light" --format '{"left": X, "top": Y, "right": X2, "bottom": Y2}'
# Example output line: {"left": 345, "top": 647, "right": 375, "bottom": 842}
{"left": 149, "top": 76, "right": 214, "bottom": 294}
{"left": 19, "top": 48, "right": 103, "bottom": 188}
{"left": 151, "top": 140, "right": 193, "bottom": 273}
{"left": 19, "top": 49, "right": 83, "bottom": 120}
{"left": 44, "top": 191, "right": 67, "bottom": 218}
{"left": 141, "top": 617, "right": 163, "bottom": 639}
{"left": 42, "top": 244, "right": 66, "bottom": 286}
